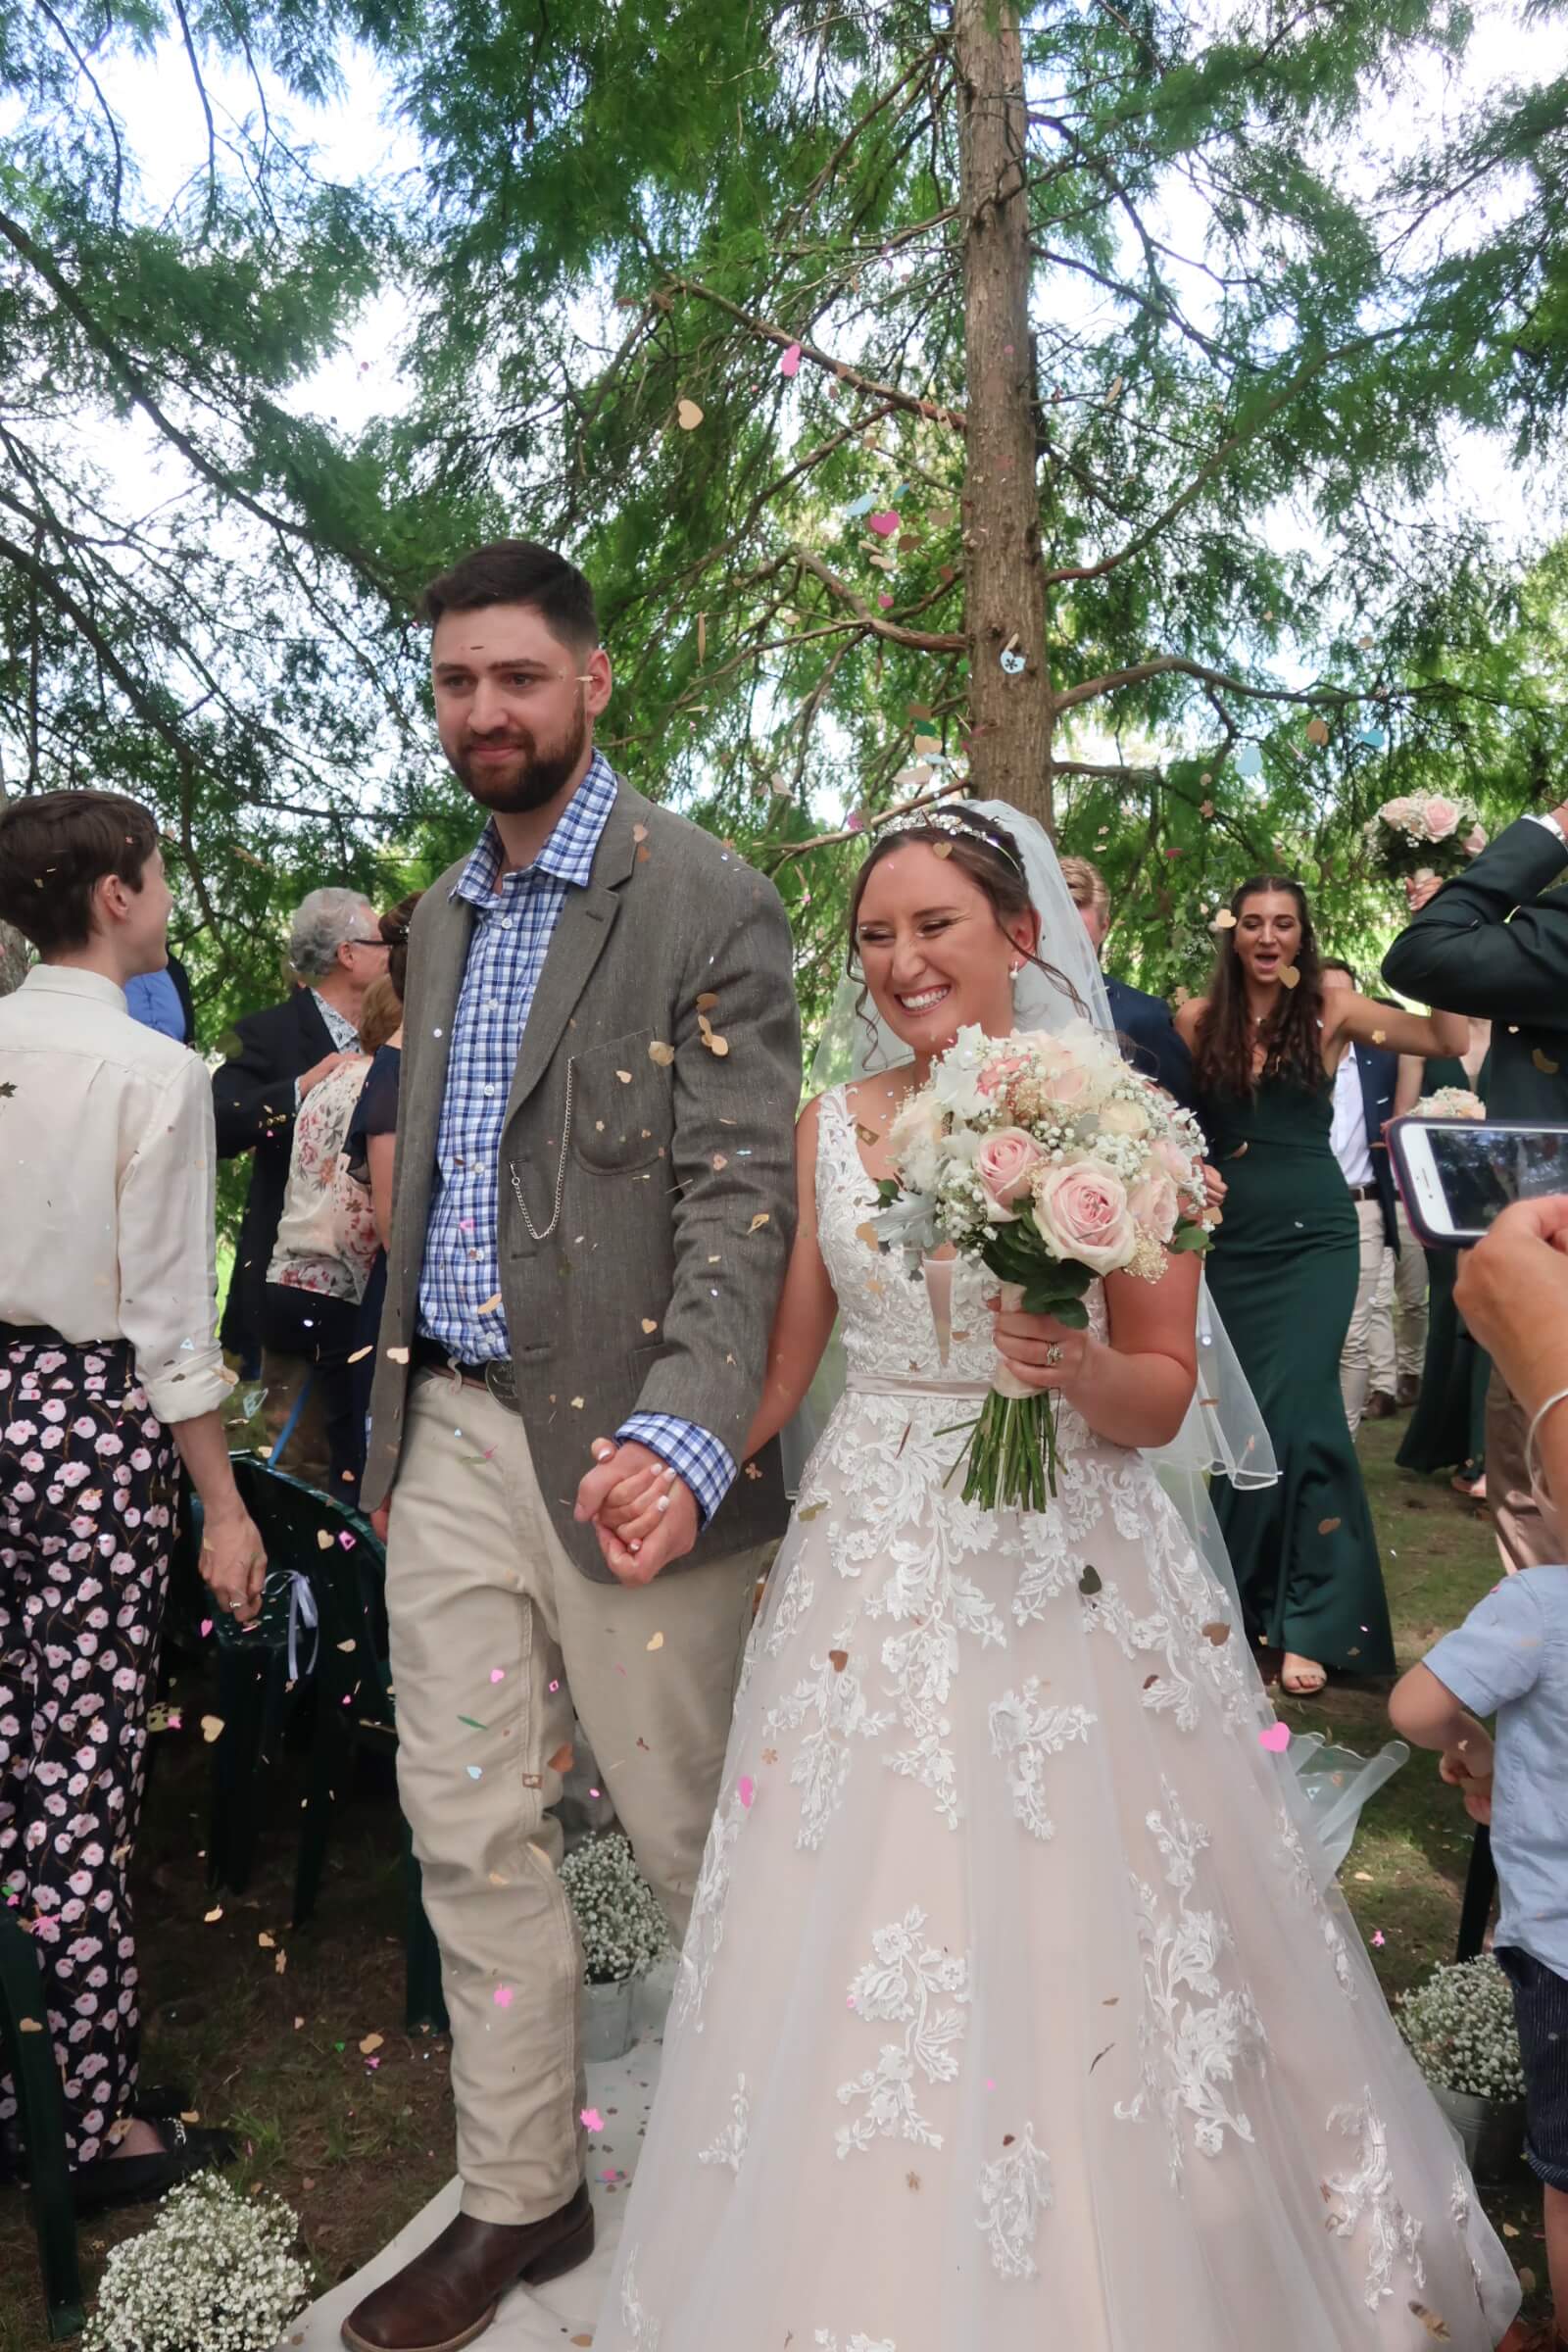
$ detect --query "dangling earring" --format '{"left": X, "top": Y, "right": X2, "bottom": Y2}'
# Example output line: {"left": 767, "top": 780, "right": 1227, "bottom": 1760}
{"left": 1008, "top": 959, "right": 1023, "bottom": 977}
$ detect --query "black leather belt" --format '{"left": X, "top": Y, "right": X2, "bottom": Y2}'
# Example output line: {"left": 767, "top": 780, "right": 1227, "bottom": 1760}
{"left": 1345, "top": 1182, "right": 1381, "bottom": 1202}
{"left": 412, "top": 1336, "right": 519, "bottom": 1412}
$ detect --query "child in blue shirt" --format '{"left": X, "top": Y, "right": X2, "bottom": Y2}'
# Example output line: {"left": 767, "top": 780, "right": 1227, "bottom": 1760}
{"left": 1392, "top": 1568, "right": 1568, "bottom": 2352}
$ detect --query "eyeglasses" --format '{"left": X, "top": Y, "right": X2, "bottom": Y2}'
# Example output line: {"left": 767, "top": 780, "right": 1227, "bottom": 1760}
{"left": 346, "top": 936, "right": 390, "bottom": 950}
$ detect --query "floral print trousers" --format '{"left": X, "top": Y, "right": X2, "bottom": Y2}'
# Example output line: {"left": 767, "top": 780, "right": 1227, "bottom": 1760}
{"left": 0, "top": 1332, "right": 174, "bottom": 2166}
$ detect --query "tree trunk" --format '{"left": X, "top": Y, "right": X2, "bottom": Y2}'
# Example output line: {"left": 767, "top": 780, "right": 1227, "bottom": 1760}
{"left": 954, "top": 0, "right": 1053, "bottom": 831}
{"left": 0, "top": 921, "right": 26, "bottom": 997}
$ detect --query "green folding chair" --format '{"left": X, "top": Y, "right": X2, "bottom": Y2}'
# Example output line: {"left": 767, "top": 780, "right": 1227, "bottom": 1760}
{"left": 215, "top": 1458, "right": 446, "bottom": 2033}
{"left": 0, "top": 1904, "right": 84, "bottom": 2338}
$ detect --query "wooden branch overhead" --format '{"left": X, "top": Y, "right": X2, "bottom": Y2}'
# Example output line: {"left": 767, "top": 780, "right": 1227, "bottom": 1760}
{"left": 662, "top": 275, "right": 967, "bottom": 432}
{"left": 786, "top": 543, "right": 966, "bottom": 652}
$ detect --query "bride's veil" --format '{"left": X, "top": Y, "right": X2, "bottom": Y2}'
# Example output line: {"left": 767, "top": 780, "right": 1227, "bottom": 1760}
{"left": 789, "top": 796, "right": 1403, "bottom": 1883}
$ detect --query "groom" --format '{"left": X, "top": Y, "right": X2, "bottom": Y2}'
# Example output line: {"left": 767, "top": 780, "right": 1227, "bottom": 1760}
{"left": 346, "top": 541, "right": 800, "bottom": 2352}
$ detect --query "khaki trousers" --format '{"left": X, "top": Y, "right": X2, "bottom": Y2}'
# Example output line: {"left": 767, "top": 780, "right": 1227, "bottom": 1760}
{"left": 1368, "top": 1201, "right": 1428, "bottom": 1397}
{"left": 1485, "top": 1368, "right": 1564, "bottom": 1576}
{"left": 1340, "top": 1200, "right": 1393, "bottom": 1434}
{"left": 385, "top": 1368, "right": 760, "bottom": 2226}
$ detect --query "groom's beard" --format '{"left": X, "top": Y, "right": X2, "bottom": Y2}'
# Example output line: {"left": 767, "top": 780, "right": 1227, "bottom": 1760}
{"left": 449, "top": 690, "right": 589, "bottom": 813}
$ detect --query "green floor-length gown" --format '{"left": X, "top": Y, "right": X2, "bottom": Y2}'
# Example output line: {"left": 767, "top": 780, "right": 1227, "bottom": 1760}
{"left": 1201, "top": 1074, "right": 1396, "bottom": 1676}
{"left": 1396, "top": 1055, "right": 1491, "bottom": 1484}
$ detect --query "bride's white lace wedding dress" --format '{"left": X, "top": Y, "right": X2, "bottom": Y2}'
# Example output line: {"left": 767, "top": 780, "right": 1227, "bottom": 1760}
{"left": 596, "top": 1085, "right": 1518, "bottom": 2352}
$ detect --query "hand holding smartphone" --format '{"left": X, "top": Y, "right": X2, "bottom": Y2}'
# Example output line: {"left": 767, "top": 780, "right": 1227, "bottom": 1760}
{"left": 1389, "top": 1117, "right": 1568, "bottom": 1247}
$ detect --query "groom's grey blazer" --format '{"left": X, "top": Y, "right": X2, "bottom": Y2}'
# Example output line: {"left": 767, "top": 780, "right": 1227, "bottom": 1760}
{"left": 362, "top": 775, "right": 801, "bottom": 1581}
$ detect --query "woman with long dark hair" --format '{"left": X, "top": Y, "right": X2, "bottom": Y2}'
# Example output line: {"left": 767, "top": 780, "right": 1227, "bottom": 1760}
{"left": 1176, "top": 876, "right": 1465, "bottom": 1695}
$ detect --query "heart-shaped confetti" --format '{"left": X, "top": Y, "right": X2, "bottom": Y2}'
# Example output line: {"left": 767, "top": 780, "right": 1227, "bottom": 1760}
{"left": 737, "top": 1774, "right": 756, "bottom": 1809}
{"left": 867, "top": 510, "right": 900, "bottom": 536}
{"left": 494, "top": 1984, "right": 514, "bottom": 2008}
{"left": 676, "top": 398, "right": 704, "bottom": 430}
{"left": 1257, "top": 1723, "right": 1292, "bottom": 1754}
{"left": 647, "top": 1632, "right": 664, "bottom": 1651}
{"left": 1236, "top": 743, "right": 1263, "bottom": 777}
{"left": 490, "top": 1668, "right": 505, "bottom": 1684}
{"left": 1000, "top": 648, "right": 1027, "bottom": 675}
{"left": 581, "top": 2106, "right": 605, "bottom": 2132}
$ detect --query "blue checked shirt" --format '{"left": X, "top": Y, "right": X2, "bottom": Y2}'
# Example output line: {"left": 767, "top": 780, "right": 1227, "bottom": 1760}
{"left": 416, "top": 754, "right": 735, "bottom": 1523}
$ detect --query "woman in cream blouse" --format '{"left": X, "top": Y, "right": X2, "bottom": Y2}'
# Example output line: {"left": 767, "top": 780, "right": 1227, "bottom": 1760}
{"left": 0, "top": 789, "right": 266, "bottom": 2214}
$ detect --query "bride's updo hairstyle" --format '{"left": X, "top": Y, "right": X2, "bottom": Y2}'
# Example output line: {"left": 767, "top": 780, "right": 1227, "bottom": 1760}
{"left": 845, "top": 804, "right": 1087, "bottom": 1042}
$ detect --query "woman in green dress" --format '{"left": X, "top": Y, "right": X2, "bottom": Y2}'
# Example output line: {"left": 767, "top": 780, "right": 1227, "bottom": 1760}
{"left": 1176, "top": 877, "right": 1466, "bottom": 1695}
{"left": 1395, "top": 1038, "right": 1492, "bottom": 1495}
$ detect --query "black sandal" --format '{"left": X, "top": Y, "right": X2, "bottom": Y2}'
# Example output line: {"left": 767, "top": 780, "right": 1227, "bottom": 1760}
{"left": 73, "top": 2117, "right": 237, "bottom": 2214}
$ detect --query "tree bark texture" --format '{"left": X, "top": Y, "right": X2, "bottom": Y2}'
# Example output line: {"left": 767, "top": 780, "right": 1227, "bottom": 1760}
{"left": 954, "top": 0, "right": 1053, "bottom": 831}
{"left": 0, "top": 921, "right": 26, "bottom": 997}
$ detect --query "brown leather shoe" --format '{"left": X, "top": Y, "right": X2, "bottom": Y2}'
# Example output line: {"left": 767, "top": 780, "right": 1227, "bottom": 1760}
{"left": 1365, "top": 1390, "right": 1396, "bottom": 1420}
{"left": 1396, "top": 1373, "right": 1422, "bottom": 1408}
{"left": 341, "top": 2187, "right": 594, "bottom": 2352}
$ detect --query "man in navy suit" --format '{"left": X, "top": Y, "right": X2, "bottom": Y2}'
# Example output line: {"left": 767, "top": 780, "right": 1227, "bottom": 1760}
{"left": 1060, "top": 856, "right": 1199, "bottom": 1117}
{"left": 1319, "top": 960, "right": 1426, "bottom": 1430}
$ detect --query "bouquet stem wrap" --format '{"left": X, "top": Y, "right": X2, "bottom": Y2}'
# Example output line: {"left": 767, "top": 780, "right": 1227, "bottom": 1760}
{"left": 950, "top": 1281, "right": 1060, "bottom": 1511}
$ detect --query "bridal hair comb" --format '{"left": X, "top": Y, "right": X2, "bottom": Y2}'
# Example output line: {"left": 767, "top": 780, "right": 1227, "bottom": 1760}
{"left": 877, "top": 801, "right": 1026, "bottom": 876}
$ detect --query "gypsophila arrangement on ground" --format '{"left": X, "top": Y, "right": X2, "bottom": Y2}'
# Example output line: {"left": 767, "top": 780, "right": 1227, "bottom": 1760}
{"left": 1411, "top": 1087, "right": 1486, "bottom": 1120}
{"left": 81, "top": 2170, "right": 312, "bottom": 2352}
{"left": 871, "top": 1018, "right": 1212, "bottom": 1508}
{"left": 1396, "top": 1955, "right": 1527, "bottom": 2101}
{"left": 561, "top": 1830, "right": 673, "bottom": 1984}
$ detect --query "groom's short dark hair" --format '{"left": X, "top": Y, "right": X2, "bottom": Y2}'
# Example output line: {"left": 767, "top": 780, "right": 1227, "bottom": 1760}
{"left": 421, "top": 540, "right": 599, "bottom": 652}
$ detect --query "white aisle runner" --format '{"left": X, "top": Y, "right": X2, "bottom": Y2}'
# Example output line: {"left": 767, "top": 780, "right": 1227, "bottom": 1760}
{"left": 284, "top": 1991, "right": 667, "bottom": 2352}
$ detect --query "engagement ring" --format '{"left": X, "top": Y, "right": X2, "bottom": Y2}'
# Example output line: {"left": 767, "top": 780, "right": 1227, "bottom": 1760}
{"left": 1045, "top": 1343, "right": 1064, "bottom": 1366}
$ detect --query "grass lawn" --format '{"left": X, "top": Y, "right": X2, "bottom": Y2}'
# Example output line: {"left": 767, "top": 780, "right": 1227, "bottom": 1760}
{"left": 0, "top": 1416, "right": 1552, "bottom": 2345}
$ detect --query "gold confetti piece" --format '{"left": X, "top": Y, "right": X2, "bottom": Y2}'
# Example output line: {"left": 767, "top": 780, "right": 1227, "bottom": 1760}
{"left": 1304, "top": 715, "right": 1331, "bottom": 746}
{"left": 1518, "top": 2269, "right": 1537, "bottom": 2295}
{"left": 696, "top": 612, "right": 706, "bottom": 663}
{"left": 1212, "top": 908, "right": 1237, "bottom": 930}
{"left": 386, "top": 1345, "right": 411, "bottom": 1364}
{"left": 696, "top": 992, "right": 719, "bottom": 1011}
{"left": 1371, "top": 1029, "right": 1387, "bottom": 1045}
{"left": 1201, "top": 1622, "right": 1231, "bottom": 1645}
{"left": 570, "top": 1396, "right": 585, "bottom": 1409}
{"left": 749, "top": 1212, "right": 770, "bottom": 1232}
{"left": 19, "top": 2017, "right": 43, "bottom": 2034}
{"left": 855, "top": 1220, "right": 880, "bottom": 1250}
{"left": 704, "top": 1031, "right": 730, "bottom": 1056}
{"left": 931, "top": 841, "right": 954, "bottom": 858}
{"left": 359, "top": 2034, "right": 383, "bottom": 2056}
{"left": 1534, "top": 1048, "right": 1561, "bottom": 1075}
{"left": 632, "top": 822, "right": 648, "bottom": 843}
{"left": 828, "top": 1648, "right": 849, "bottom": 1673}
{"left": 649, "top": 1040, "right": 675, "bottom": 1066}
{"left": 200, "top": 1715, "right": 224, "bottom": 1743}
{"left": 275, "top": 1950, "right": 287, "bottom": 1975}
{"left": 1229, "top": 1142, "right": 1250, "bottom": 1159}
{"left": 294, "top": 2016, "right": 305, "bottom": 2030}
{"left": 1502, "top": 2222, "right": 1519, "bottom": 2238}
{"left": 1318, "top": 1516, "right": 1342, "bottom": 1535}
{"left": 676, "top": 397, "right": 704, "bottom": 429}
{"left": 548, "top": 1742, "right": 575, "bottom": 1775}
{"left": 337, "top": 1639, "right": 356, "bottom": 1653}
{"left": 1354, "top": 1870, "right": 1374, "bottom": 1883}
{"left": 798, "top": 1500, "right": 826, "bottom": 1520}
{"left": 259, "top": 1932, "right": 275, "bottom": 1948}
{"left": 348, "top": 1345, "right": 373, "bottom": 1364}
{"left": 711, "top": 1152, "right": 728, "bottom": 1170}
{"left": 478, "top": 1293, "right": 503, "bottom": 1314}
{"left": 1408, "top": 2308, "right": 1450, "bottom": 2341}
{"left": 205, "top": 1905, "right": 223, "bottom": 1924}
{"left": 1279, "top": 964, "right": 1301, "bottom": 989}
{"left": 646, "top": 1632, "right": 664, "bottom": 1651}
{"left": 615, "top": 1070, "right": 632, "bottom": 1084}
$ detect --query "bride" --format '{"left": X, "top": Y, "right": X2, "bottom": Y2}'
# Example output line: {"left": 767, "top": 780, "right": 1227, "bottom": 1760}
{"left": 591, "top": 802, "right": 1518, "bottom": 2351}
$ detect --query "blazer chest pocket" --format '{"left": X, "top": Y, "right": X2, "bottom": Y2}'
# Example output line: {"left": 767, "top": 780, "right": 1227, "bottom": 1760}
{"left": 571, "top": 1032, "right": 673, "bottom": 1173}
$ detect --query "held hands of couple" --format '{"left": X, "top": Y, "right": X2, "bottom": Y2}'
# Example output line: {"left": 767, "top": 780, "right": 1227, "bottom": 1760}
{"left": 575, "top": 1440, "right": 699, "bottom": 1586}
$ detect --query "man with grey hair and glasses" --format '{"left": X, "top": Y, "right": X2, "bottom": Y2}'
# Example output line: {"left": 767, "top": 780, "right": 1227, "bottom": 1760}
{"left": 214, "top": 885, "right": 388, "bottom": 1464}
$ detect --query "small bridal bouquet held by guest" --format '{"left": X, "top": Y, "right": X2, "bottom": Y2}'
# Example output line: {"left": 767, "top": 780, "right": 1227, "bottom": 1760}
{"left": 1412, "top": 1086, "right": 1486, "bottom": 1121}
{"left": 1364, "top": 793, "right": 1487, "bottom": 884}
{"left": 871, "top": 1021, "right": 1212, "bottom": 1510}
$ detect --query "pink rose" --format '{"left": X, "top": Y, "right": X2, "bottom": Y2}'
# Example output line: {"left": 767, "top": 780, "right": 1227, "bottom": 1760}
{"left": 1032, "top": 1159, "right": 1134, "bottom": 1273}
{"left": 1154, "top": 1137, "right": 1194, "bottom": 1185}
{"left": 1129, "top": 1172, "right": 1180, "bottom": 1245}
{"left": 1463, "top": 823, "right": 1488, "bottom": 857}
{"left": 977, "top": 1127, "right": 1043, "bottom": 1213}
{"left": 1422, "top": 796, "right": 1459, "bottom": 842}
{"left": 1038, "top": 1041, "right": 1090, "bottom": 1104}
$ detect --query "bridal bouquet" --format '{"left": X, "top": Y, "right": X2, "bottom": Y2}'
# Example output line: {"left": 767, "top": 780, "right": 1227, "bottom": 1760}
{"left": 1364, "top": 794, "right": 1487, "bottom": 884}
{"left": 871, "top": 1021, "right": 1212, "bottom": 1510}
{"left": 1412, "top": 1086, "right": 1486, "bottom": 1121}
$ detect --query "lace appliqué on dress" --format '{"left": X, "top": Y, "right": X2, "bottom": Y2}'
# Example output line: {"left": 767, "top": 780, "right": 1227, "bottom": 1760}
{"left": 835, "top": 1906, "right": 971, "bottom": 2159}
{"left": 618, "top": 2248, "right": 661, "bottom": 2350}
{"left": 1322, "top": 2093, "right": 1426, "bottom": 2312}
{"left": 975, "top": 2120, "right": 1054, "bottom": 2280}
{"left": 989, "top": 1681, "right": 1097, "bottom": 1839}
{"left": 813, "top": 2333, "right": 896, "bottom": 2351}
{"left": 1115, "top": 1780, "right": 1265, "bottom": 2181}
{"left": 698, "top": 2075, "right": 750, "bottom": 2176}
{"left": 673, "top": 1788, "right": 749, "bottom": 2032}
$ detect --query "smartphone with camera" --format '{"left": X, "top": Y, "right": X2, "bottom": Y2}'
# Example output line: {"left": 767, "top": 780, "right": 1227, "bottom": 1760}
{"left": 1389, "top": 1117, "right": 1568, "bottom": 1247}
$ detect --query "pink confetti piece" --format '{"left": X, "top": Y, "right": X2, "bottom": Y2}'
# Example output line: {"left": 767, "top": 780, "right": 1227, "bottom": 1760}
{"left": 867, "top": 511, "right": 900, "bottom": 537}
{"left": 366, "top": 2056, "right": 380, "bottom": 2069}
{"left": 200, "top": 1618, "right": 214, "bottom": 1638}
{"left": 338, "top": 1531, "right": 356, "bottom": 1549}
{"left": 494, "top": 1985, "right": 514, "bottom": 2008}
{"left": 876, "top": 593, "right": 894, "bottom": 609}
{"left": 1371, "top": 1931, "right": 1386, "bottom": 1947}
{"left": 581, "top": 2107, "right": 604, "bottom": 2132}
{"left": 1257, "top": 1722, "right": 1291, "bottom": 1753}
{"left": 491, "top": 1669, "right": 507, "bottom": 1684}
{"left": 737, "top": 1774, "right": 756, "bottom": 1809}
{"left": 779, "top": 342, "right": 802, "bottom": 377}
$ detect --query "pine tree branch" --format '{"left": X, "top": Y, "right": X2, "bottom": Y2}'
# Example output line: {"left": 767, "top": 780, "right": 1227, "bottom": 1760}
{"left": 171, "top": 0, "right": 220, "bottom": 232}
{"left": 34, "top": 1, "right": 124, "bottom": 225}
{"left": 663, "top": 274, "right": 967, "bottom": 431}
{"left": 1053, "top": 656, "right": 1365, "bottom": 715}
{"left": 785, "top": 42, "right": 946, "bottom": 219}
{"left": 785, "top": 543, "right": 967, "bottom": 651}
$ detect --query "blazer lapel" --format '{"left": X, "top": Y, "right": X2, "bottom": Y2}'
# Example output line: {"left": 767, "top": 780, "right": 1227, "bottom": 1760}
{"left": 502, "top": 789, "right": 639, "bottom": 1126}
{"left": 391, "top": 884, "right": 473, "bottom": 1284}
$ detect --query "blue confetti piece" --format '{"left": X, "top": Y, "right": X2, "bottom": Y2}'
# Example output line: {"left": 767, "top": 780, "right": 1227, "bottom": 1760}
{"left": 843, "top": 493, "right": 875, "bottom": 518}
